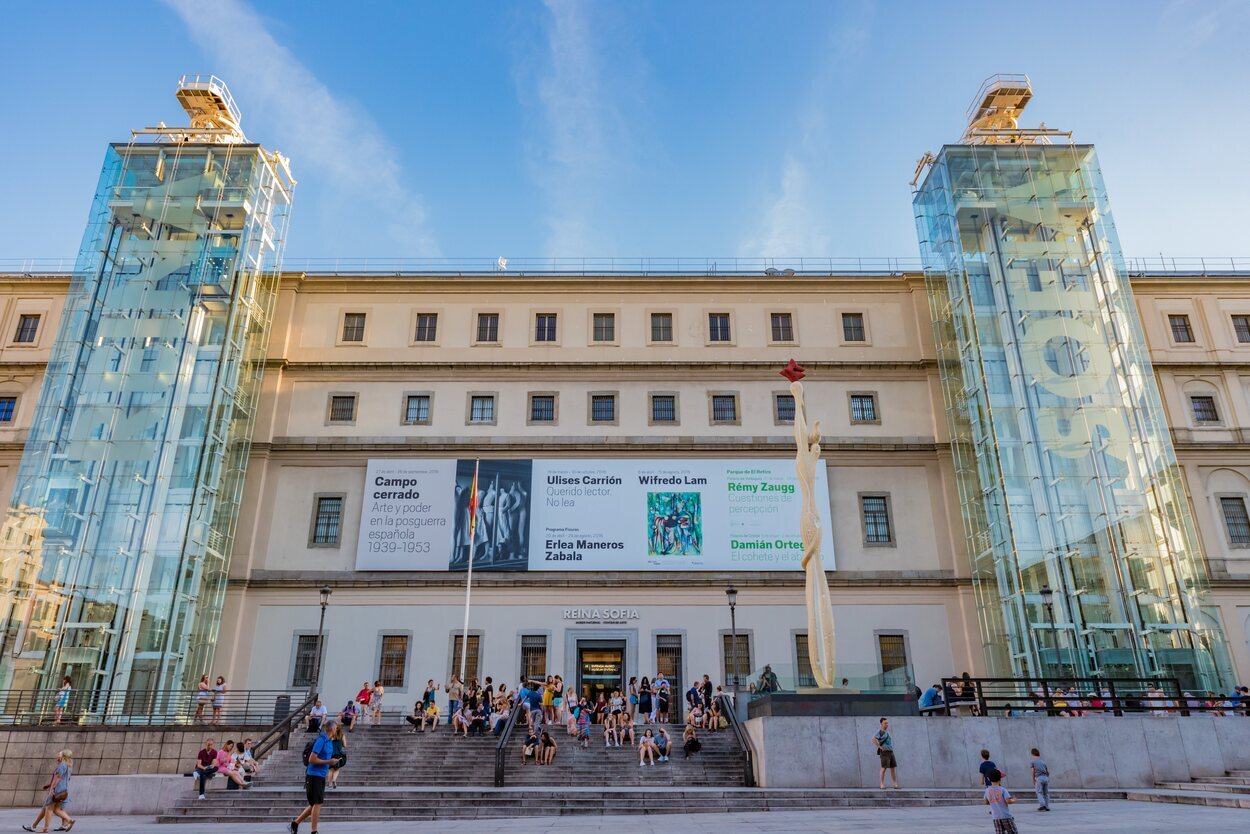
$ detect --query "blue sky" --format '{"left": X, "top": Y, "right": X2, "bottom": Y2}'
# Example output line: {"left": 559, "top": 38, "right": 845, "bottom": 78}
{"left": 2, "top": 0, "right": 1248, "bottom": 261}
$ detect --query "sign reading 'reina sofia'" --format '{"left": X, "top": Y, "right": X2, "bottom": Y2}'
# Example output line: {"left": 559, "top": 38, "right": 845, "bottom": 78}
{"left": 355, "top": 458, "right": 833, "bottom": 572}
{"left": 562, "top": 608, "right": 640, "bottom": 621}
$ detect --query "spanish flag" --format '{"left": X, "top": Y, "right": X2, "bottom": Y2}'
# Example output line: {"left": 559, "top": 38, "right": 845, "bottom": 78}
{"left": 467, "top": 459, "right": 480, "bottom": 539}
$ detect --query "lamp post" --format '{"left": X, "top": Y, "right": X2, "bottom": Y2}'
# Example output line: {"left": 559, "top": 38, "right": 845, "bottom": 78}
{"left": 312, "top": 585, "right": 332, "bottom": 695}
{"left": 1039, "top": 584, "right": 1060, "bottom": 680}
{"left": 725, "top": 584, "right": 739, "bottom": 700}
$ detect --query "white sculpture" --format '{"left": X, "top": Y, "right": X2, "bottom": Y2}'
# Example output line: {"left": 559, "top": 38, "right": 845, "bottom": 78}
{"left": 783, "top": 360, "right": 837, "bottom": 688}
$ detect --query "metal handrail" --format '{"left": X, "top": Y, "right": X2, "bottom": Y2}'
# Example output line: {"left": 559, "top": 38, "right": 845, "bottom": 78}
{"left": 935, "top": 676, "right": 1238, "bottom": 717}
{"left": 253, "top": 691, "right": 319, "bottom": 761}
{"left": 716, "top": 693, "right": 755, "bottom": 787}
{"left": 0, "top": 687, "right": 307, "bottom": 727}
{"left": 493, "top": 701, "right": 525, "bottom": 787}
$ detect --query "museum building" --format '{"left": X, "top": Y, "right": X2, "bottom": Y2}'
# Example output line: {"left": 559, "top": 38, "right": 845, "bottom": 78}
{"left": 0, "top": 76, "right": 1247, "bottom": 715}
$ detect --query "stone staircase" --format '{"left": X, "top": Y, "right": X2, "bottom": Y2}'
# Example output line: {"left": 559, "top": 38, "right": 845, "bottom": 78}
{"left": 1128, "top": 769, "right": 1250, "bottom": 809}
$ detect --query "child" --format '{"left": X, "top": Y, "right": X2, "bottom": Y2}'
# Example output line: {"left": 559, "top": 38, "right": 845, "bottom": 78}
{"left": 1030, "top": 747, "right": 1050, "bottom": 811}
{"left": 978, "top": 749, "right": 1001, "bottom": 786}
{"left": 983, "top": 769, "right": 1017, "bottom": 833}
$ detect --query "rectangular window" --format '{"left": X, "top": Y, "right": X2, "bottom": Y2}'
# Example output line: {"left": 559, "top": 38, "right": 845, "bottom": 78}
{"left": 878, "top": 634, "right": 909, "bottom": 688}
{"left": 469, "top": 395, "right": 495, "bottom": 424}
{"left": 520, "top": 635, "right": 547, "bottom": 680}
{"left": 328, "top": 394, "right": 356, "bottom": 423}
{"left": 13, "top": 314, "right": 40, "bottom": 344}
{"left": 795, "top": 634, "right": 816, "bottom": 688}
{"left": 842, "top": 312, "right": 866, "bottom": 342}
{"left": 378, "top": 635, "right": 409, "bottom": 688}
{"left": 775, "top": 394, "right": 795, "bottom": 424}
{"left": 342, "top": 312, "right": 367, "bottom": 343}
{"left": 651, "top": 394, "right": 676, "bottom": 423}
{"left": 656, "top": 634, "right": 684, "bottom": 720}
{"left": 770, "top": 312, "right": 794, "bottom": 343}
{"left": 651, "top": 313, "right": 674, "bottom": 343}
{"left": 530, "top": 394, "right": 555, "bottom": 423}
{"left": 722, "top": 633, "right": 751, "bottom": 686}
{"left": 861, "top": 495, "right": 893, "bottom": 544}
{"left": 593, "top": 313, "right": 616, "bottom": 342}
{"left": 476, "top": 313, "right": 500, "bottom": 343}
{"left": 711, "top": 394, "right": 738, "bottom": 422}
{"left": 590, "top": 394, "right": 616, "bottom": 423}
{"left": 414, "top": 313, "right": 438, "bottom": 342}
{"left": 708, "top": 313, "right": 732, "bottom": 342}
{"left": 1169, "top": 314, "right": 1195, "bottom": 343}
{"left": 850, "top": 393, "right": 878, "bottom": 423}
{"left": 1220, "top": 496, "right": 1250, "bottom": 545}
{"left": 404, "top": 394, "right": 431, "bottom": 424}
{"left": 0, "top": 396, "right": 15, "bottom": 424}
{"left": 452, "top": 634, "right": 481, "bottom": 680}
{"left": 312, "top": 496, "right": 343, "bottom": 545}
{"left": 292, "top": 635, "right": 322, "bottom": 688}
{"left": 1234, "top": 315, "right": 1250, "bottom": 344}
{"left": 534, "top": 313, "right": 558, "bottom": 342}
{"left": 1191, "top": 395, "right": 1220, "bottom": 424}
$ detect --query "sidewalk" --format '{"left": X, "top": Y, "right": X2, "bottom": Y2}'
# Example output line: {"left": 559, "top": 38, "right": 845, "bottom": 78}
{"left": 2, "top": 801, "right": 1245, "bottom": 832}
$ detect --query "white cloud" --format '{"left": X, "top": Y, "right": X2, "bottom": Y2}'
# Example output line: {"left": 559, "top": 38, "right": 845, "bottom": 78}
{"left": 161, "top": 0, "right": 438, "bottom": 256}
{"left": 740, "top": 157, "right": 830, "bottom": 256}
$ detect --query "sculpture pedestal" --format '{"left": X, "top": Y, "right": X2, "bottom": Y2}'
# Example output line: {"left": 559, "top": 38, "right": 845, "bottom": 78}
{"left": 747, "top": 690, "right": 918, "bottom": 719}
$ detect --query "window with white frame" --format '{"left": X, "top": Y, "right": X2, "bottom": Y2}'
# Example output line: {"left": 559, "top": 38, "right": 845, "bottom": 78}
{"left": 469, "top": 395, "right": 496, "bottom": 424}
{"left": 403, "top": 394, "right": 431, "bottom": 424}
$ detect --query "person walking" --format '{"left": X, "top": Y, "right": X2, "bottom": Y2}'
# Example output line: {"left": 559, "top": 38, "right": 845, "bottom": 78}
{"left": 872, "top": 717, "right": 900, "bottom": 790}
{"left": 327, "top": 722, "right": 347, "bottom": 789}
{"left": 23, "top": 749, "right": 74, "bottom": 832}
{"left": 53, "top": 677, "right": 72, "bottom": 726}
{"left": 983, "top": 769, "right": 1018, "bottom": 833}
{"left": 978, "top": 749, "right": 1000, "bottom": 787}
{"left": 211, "top": 676, "right": 228, "bottom": 725}
{"left": 369, "top": 681, "right": 384, "bottom": 726}
{"left": 291, "top": 716, "right": 340, "bottom": 834}
{"left": 1030, "top": 748, "right": 1051, "bottom": 811}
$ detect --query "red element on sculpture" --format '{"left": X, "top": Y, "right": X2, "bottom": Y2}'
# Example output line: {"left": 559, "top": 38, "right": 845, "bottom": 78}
{"left": 779, "top": 359, "right": 806, "bottom": 382}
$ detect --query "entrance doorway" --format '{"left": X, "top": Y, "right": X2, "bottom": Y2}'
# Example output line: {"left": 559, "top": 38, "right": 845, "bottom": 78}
{"left": 578, "top": 640, "right": 625, "bottom": 703}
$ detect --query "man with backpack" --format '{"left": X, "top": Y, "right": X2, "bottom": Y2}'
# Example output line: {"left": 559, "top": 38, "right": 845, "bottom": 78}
{"left": 291, "top": 716, "right": 340, "bottom": 834}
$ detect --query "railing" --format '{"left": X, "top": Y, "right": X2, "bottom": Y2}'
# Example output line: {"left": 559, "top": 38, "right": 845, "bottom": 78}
{"left": 253, "top": 691, "right": 319, "bottom": 761}
{"left": 493, "top": 702, "right": 525, "bottom": 787}
{"left": 0, "top": 687, "right": 309, "bottom": 727}
{"left": 716, "top": 693, "right": 755, "bottom": 787}
{"left": 936, "top": 676, "right": 1241, "bottom": 717}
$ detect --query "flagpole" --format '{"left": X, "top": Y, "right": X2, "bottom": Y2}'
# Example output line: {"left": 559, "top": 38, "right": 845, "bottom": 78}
{"left": 459, "top": 458, "right": 480, "bottom": 683}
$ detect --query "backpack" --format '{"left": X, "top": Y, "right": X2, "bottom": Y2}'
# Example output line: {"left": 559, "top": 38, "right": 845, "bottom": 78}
{"left": 302, "top": 740, "right": 314, "bottom": 767}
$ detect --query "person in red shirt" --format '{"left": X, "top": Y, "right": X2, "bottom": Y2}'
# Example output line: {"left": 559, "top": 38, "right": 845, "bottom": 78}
{"left": 192, "top": 738, "right": 218, "bottom": 799}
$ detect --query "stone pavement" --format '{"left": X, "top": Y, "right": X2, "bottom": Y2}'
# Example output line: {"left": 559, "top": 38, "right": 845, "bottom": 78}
{"left": 1, "top": 801, "right": 1245, "bottom": 832}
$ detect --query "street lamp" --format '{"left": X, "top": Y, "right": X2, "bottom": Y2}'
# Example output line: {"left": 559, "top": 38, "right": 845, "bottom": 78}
{"left": 312, "top": 585, "right": 332, "bottom": 695}
{"left": 725, "top": 584, "right": 739, "bottom": 700}
{"left": 1039, "top": 584, "right": 1060, "bottom": 680}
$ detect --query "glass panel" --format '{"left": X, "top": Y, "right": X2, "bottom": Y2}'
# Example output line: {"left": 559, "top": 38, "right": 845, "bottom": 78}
{"left": 329, "top": 395, "right": 356, "bottom": 422}
{"left": 1190, "top": 396, "right": 1219, "bottom": 423}
{"left": 452, "top": 634, "right": 480, "bottom": 680}
{"left": 861, "top": 497, "right": 891, "bottom": 543}
{"left": 1169, "top": 315, "right": 1194, "bottom": 343}
{"left": 1233, "top": 315, "right": 1250, "bottom": 343}
{"left": 313, "top": 498, "right": 342, "bottom": 544}
{"left": 535, "top": 313, "right": 557, "bottom": 342}
{"left": 651, "top": 313, "right": 673, "bottom": 342}
{"left": 708, "top": 313, "right": 731, "bottom": 342}
{"left": 711, "top": 395, "right": 737, "bottom": 421}
{"left": 520, "top": 634, "right": 547, "bottom": 679}
{"left": 378, "top": 635, "right": 408, "bottom": 688}
{"left": 775, "top": 394, "right": 795, "bottom": 423}
{"left": 477, "top": 314, "right": 499, "bottom": 342}
{"left": 342, "top": 313, "right": 366, "bottom": 342}
{"left": 14, "top": 315, "right": 40, "bottom": 344}
{"left": 851, "top": 395, "right": 877, "bottom": 422}
{"left": 794, "top": 634, "right": 816, "bottom": 688}
{"left": 0, "top": 397, "right": 15, "bottom": 424}
{"left": 405, "top": 395, "right": 429, "bottom": 423}
{"left": 842, "top": 313, "right": 865, "bottom": 342}
{"left": 1220, "top": 497, "right": 1250, "bottom": 545}
{"left": 722, "top": 634, "right": 750, "bottom": 685}
{"left": 878, "top": 635, "right": 909, "bottom": 688}
{"left": 655, "top": 634, "right": 684, "bottom": 720}
{"left": 530, "top": 395, "right": 555, "bottom": 422}
{"left": 593, "top": 313, "right": 615, "bottom": 342}
{"left": 470, "top": 396, "right": 494, "bottom": 423}
{"left": 415, "top": 313, "right": 438, "bottom": 342}
{"left": 591, "top": 395, "right": 615, "bottom": 422}
{"left": 651, "top": 395, "right": 675, "bottom": 422}
{"left": 770, "top": 313, "right": 793, "bottom": 342}
{"left": 292, "top": 635, "right": 321, "bottom": 688}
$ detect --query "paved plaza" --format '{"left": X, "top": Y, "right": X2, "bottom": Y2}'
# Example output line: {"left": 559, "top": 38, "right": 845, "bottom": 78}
{"left": 1, "top": 802, "right": 1244, "bottom": 833}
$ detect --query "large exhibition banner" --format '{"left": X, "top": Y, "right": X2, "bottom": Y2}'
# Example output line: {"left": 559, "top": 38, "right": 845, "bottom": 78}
{"left": 356, "top": 458, "right": 833, "bottom": 572}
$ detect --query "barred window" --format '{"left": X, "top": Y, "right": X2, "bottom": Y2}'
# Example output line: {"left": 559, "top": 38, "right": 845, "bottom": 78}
{"left": 476, "top": 313, "right": 499, "bottom": 342}
{"left": 708, "top": 313, "right": 732, "bottom": 342}
{"left": 711, "top": 394, "right": 738, "bottom": 422}
{"left": 651, "top": 313, "right": 673, "bottom": 342}
{"left": 795, "top": 634, "right": 816, "bottom": 688}
{"left": 342, "top": 313, "right": 366, "bottom": 342}
{"left": 842, "top": 312, "right": 866, "bottom": 342}
{"left": 530, "top": 395, "right": 555, "bottom": 423}
{"left": 861, "top": 495, "right": 892, "bottom": 544}
{"left": 591, "top": 394, "right": 616, "bottom": 423}
{"left": 312, "top": 497, "right": 343, "bottom": 545}
{"left": 535, "top": 313, "right": 558, "bottom": 342}
{"left": 520, "top": 635, "right": 547, "bottom": 680}
{"left": 1220, "top": 497, "right": 1250, "bottom": 545}
{"left": 593, "top": 313, "right": 616, "bottom": 342}
{"left": 651, "top": 395, "right": 676, "bottom": 423}
{"left": 1169, "top": 314, "right": 1195, "bottom": 343}
{"left": 770, "top": 313, "right": 794, "bottom": 342}
{"left": 850, "top": 394, "right": 878, "bottom": 423}
{"left": 328, "top": 395, "right": 356, "bottom": 423}
{"left": 0, "top": 396, "right": 15, "bottom": 424}
{"left": 415, "top": 313, "right": 438, "bottom": 342}
{"left": 722, "top": 633, "right": 751, "bottom": 687}
{"left": 1190, "top": 395, "right": 1220, "bottom": 424}
{"left": 14, "top": 314, "right": 40, "bottom": 344}
{"left": 878, "top": 634, "right": 909, "bottom": 688}
{"left": 775, "top": 394, "right": 795, "bottom": 423}
{"left": 1233, "top": 315, "right": 1250, "bottom": 344}
{"left": 292, "top": 635, "right": 322, "bottom": 688}
{"left": 404, "top": 394, "right": 430, "bottom": 424}
{"left": 452, "top": 634, "right": 481, "bottom": 680}
{"left": 469, "top": 395, "right": 495, "bottom": 424}
{"left": 379, "top": 635, "right": 409, "bottom": 688}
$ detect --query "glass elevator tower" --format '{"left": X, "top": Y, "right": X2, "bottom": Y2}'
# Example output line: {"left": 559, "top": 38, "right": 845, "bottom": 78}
{"left": 913, "top": 75, "right": 1232, "bottom": 690}
{"left": 0, "top": 76, "right": 294, "bottom": 700}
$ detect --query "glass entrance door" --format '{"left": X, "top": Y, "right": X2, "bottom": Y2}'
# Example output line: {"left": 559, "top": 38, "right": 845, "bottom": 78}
{"left": 578, "top": 644, "right": 625, "bottom": 704}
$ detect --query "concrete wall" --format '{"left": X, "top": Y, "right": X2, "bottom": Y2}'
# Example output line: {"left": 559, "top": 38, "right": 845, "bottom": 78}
{"left": 743, "top": 715, "right": 1250, "bottom": 789}
{"left": 0, "top": 725, "right": 268, "bottom": 808}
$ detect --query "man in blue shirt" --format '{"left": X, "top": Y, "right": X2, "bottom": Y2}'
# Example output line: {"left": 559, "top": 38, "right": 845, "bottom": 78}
{"left": 292, "top": 716, "right": 340, "bottom": 834}
{"left": 919, "top": 684, "right": 942, "bottom": 711}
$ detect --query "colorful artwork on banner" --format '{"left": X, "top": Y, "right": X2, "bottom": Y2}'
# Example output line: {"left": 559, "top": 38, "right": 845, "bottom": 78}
{"left": 356, "top": 458, "right": 832, "bottom": 572}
